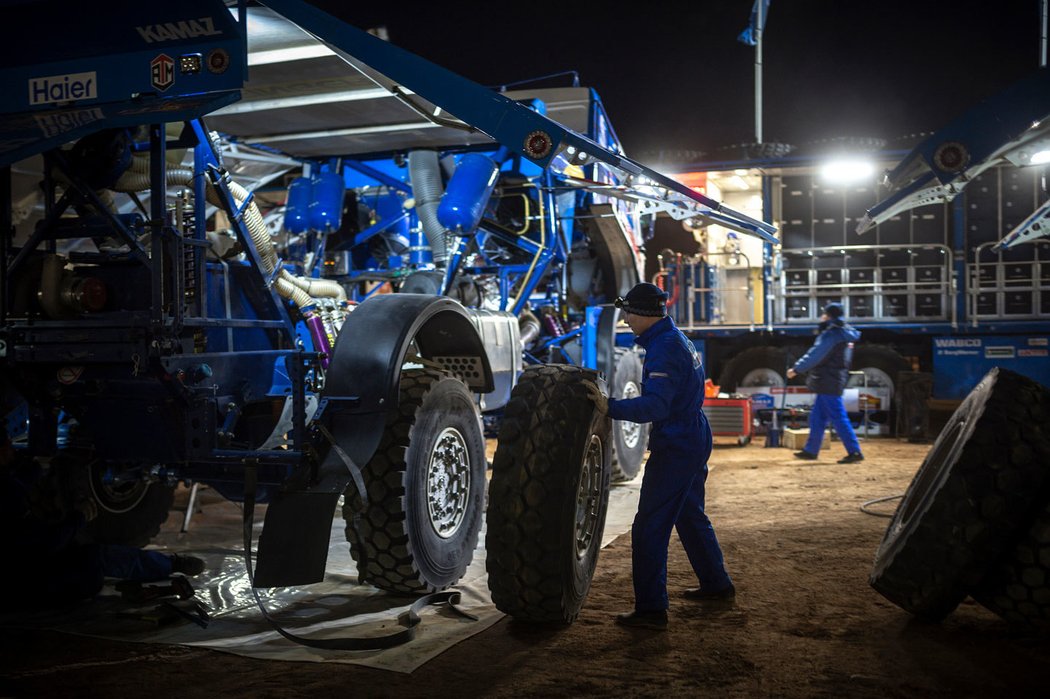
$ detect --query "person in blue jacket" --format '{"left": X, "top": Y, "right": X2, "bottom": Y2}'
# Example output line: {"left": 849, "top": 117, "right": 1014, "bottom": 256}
{"left": 786, "top": 302, "right": 864, "bottom": 463}
{"left": 585, "top": 282, "right": 733, "bottom": 631}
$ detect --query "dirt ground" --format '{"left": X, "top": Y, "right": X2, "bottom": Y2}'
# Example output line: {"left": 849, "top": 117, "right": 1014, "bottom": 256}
{"left": 2, "top": 437, "right": 1049, "bottom": 698}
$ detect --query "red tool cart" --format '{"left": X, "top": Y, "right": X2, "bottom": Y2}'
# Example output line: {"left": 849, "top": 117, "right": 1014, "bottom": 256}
{"left": 703, "top": 397, "right": 753, "bottom": 445}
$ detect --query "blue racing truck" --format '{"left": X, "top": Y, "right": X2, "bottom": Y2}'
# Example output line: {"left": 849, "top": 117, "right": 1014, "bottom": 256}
{"left": 0, "top": 0, "right": 774, "bottom": 634}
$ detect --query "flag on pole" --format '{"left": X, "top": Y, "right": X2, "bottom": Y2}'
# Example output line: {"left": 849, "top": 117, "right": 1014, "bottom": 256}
{"left": 737, "top": 0, "right": 771, "bottom": 46}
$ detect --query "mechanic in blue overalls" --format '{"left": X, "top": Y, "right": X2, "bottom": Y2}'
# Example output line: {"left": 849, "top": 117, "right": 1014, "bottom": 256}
{"left": 586, "top": 282, "right": 734, "bottom": 630}
{"left": 786, "top": 302, "right": 865, "bottom": 463}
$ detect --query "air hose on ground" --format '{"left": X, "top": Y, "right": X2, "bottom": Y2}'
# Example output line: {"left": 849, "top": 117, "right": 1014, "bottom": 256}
{"left": 240, "top": 465, "right": 476, "bottom": 650}
{"left": 860, "top": 494, "right": 903, "bottom": 518}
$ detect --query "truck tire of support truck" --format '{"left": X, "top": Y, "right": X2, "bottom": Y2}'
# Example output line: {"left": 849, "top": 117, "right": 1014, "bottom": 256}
{"left": 610, "top": 348, "right": 648, "bottom": 482}
{"left": 486, "top": 365, "right": 612, "bottom": 623}
{"left": 847, "top": 345, "right": 911, "bottom": 426}
{"left": 717, "top": 346, "right": 793, "bottom": 391}
{"left": 971, "top": 498, "right": 1050, "bottom": 629}
{"left": 869, "top": 368, "right": 1050, "bottom": 620}
{"left": 342, "top": 368, "right": 486, "bottom": 593}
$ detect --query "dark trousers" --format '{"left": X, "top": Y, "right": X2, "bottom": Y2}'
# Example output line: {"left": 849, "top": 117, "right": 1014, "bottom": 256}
{"left": 631, "top": 444, "right": 732, "bottom": 611}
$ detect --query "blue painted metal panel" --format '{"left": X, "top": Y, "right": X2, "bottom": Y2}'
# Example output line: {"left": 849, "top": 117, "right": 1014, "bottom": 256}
{"left": 0, "top": 0, "right": 245, "bottom": 165}
{"left": 343, "top": 159, "right": 410, "bottom": 192}
{"left": 933, "top": 335, "right": 1050, "bottom": 398}
{"left": 1, "top": 0, "right": 244, "bottom": 114}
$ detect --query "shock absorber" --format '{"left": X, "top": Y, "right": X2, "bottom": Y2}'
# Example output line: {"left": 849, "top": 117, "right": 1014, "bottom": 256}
{"left": 540, "top": 305, "right": 565, "bottom": 337}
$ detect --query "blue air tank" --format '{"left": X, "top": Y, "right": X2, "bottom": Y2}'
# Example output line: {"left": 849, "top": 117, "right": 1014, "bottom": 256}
{"left": 437, "top": 153, "right": 499, "bottom": 234}
{"left": 284, "top": 176, "right": 313, "bottom": 234}
{"left": 309, "top": 171, "right": 345, "bottom": 231}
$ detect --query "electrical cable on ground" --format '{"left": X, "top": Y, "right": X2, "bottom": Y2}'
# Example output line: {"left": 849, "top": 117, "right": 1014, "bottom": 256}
{"left": 861, "top": 494, "right": 903, "bottom": 517}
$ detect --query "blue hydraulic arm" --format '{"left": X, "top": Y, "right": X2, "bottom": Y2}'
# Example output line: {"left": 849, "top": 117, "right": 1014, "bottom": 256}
{"left": 257, "top": 0, "right": 777, "bottom": 244}
{"left": 858, "top": 66, "right": 1050, "bottom": 245}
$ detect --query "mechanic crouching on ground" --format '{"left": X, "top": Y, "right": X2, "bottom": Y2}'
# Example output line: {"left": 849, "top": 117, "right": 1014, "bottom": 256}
{"left": 586, "top": 282, "right": 734, "bottom": 631}
{"left": 786, "top": 302, "right": 864, "bottom": 463}
{"left": 0, "top": 439, "right": 205, "bottom": 606}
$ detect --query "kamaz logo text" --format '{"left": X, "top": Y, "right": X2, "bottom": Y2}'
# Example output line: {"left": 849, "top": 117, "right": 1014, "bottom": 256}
{"left": 136, "top": 17, "right": 222, "bottom": 44}
{"left": 934, "top": 338, "right": 981, "bottom": 348}
{"left": 28, "top": 72, "right": 97, "bottom": 106}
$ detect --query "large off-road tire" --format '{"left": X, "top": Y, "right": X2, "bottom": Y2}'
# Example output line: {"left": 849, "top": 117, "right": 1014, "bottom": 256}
{"left": 972, "top": 500, "right": 1050, "bottom": 629}
{"left": 718, "top": 346, "right": 793, "bottom": 391}
{"left": 486, "top": 364, "right": 612, "bottom": 623}
{"left": 869, "top": 368, "right": 1050, "bottom": 619}
{"left": 342, "top": 368, "right": 486, "bottom": 593}
{"left": 610, "top": 348, "right": 648, "bottom": 482}
{"left": 56, "top": 454, "right": 175, "bottom": 548}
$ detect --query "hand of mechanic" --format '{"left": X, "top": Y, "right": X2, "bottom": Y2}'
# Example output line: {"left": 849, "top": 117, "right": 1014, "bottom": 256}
{"left": 786, "top": 368, "right": 797, "bottom": 379}
{"left": 582, "top": 380, "right": 608, "bottom": 414}
{"left": 75, "top": 496, "right": 98, "bottom": 523}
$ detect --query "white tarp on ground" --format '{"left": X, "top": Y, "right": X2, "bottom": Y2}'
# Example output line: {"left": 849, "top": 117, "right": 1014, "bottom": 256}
{"left": 0, "top": 477, "right": 642, "bottom": 674}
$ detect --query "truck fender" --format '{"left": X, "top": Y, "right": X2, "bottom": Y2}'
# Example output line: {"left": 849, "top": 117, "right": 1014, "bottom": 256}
{"left": 322, "top": 292, "right": 493, "bottom": 477}
{"left": 255, "top": 294, "right": 493, "bottom": 587}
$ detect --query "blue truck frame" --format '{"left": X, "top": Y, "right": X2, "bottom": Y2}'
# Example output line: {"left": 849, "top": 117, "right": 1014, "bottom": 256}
{"left": 0, "top": 0, "right": 773, "bottom": 619}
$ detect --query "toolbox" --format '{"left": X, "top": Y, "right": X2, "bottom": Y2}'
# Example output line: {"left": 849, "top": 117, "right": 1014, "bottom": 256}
{"left": 703, "top": 398, "right": 753, "bottom": 445}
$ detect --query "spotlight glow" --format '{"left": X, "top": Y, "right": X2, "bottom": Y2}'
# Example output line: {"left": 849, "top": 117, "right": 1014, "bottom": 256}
{"left": 1030, "top": 150, "right": 1050, "bottom": 165}
{"left": 820, "top": 159, "right": 875, "bottom": 183}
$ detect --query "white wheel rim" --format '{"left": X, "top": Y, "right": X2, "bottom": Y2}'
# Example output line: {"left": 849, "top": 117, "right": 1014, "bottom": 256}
{"left": 739, "top": 368, "right": 785, "bottom": 387}
{"left": 89, "top": 461, "right": 150, "bottom": 515}
{"left": 426, "top": 427, "right": 471, "bottom": 539}
{"left": 619, "top": 380, "right": 642, "bottom": 449}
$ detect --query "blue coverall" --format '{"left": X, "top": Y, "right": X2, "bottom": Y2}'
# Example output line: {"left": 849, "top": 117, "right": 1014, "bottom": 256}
{"left": 791, "top": 319, "right": 863, "bottom": 456}
{"left": 607, "top": 316, "right": 732, "bottom": 612}
{"left": 0, "top": 462, "right": 176, "bottom": 605}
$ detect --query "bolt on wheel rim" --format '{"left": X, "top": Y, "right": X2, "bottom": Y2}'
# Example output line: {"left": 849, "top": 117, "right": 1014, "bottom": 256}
{"left": 575, "top": 435, "right": 604, "bottom": 559}
{"left": 619, "top": 381, "right": 642, "bottom": 449}
{"left": 427, "top": 427, "right": 471, "bottom": 539}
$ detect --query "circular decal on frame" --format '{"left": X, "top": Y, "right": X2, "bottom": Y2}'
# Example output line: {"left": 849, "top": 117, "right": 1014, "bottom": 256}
{"left": 524, "top": 130, "right": 553, "bottom": 159}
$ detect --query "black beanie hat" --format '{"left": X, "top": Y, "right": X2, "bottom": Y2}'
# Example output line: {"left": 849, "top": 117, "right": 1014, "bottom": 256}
{"left": 823, "top": 302, "right": 844, "bottom": 319}
{"left": 615, "top": 282, "right": 669, "bottom": 317}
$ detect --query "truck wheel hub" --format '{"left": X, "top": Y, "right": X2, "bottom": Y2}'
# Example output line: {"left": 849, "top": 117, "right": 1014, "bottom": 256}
{"left": 575, "top": 435, "right": 603, "bottom": 559}
{"left": 427, "top": 427, "right": 471, "bottom": 539}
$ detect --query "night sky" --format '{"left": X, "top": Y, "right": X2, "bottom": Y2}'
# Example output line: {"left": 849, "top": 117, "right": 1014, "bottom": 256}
{"left": 315, "top": 0, "right": 1043, "bottom": 160}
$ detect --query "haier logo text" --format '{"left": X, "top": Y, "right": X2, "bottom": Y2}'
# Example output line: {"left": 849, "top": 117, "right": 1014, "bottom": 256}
{"left": 136, "top": 17, "right": 222, "bottom": 44}
{"left": 28, "top": 72, "right": 98, "bottom": 106}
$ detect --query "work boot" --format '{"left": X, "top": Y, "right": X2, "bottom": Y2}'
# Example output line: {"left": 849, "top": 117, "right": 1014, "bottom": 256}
{"left": 171, "top": 554, "right": 205, "bottom": 576}
{"left": 615, "top": 609, "right": 668, "bottom": 630}
{"left": 838, "top": 452, "right": 865, "bottom": 464}
{"left": 793, "top": 450, "right": 818, "bottom": 460}
{"left": 683, "top": 583, "right": 736, "bottom": 601}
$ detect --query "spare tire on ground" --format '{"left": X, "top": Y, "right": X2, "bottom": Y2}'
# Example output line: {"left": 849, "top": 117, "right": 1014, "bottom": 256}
{"left": 869, "top": 368, "right": 1050, "bottom": 620}
{"left": 486, "top": 364, "right": 612, "bottom": 623}
{"left": 971, "top": 499, "right": 1050, "bottom": 629}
